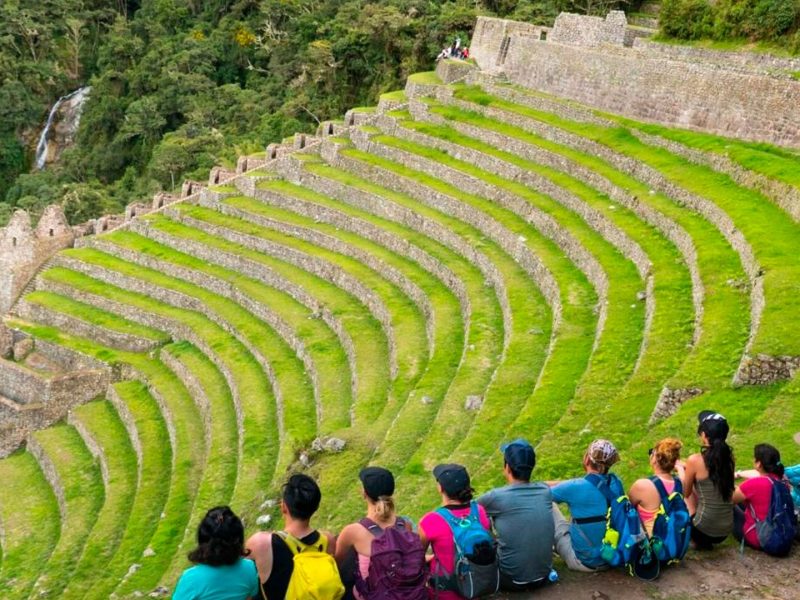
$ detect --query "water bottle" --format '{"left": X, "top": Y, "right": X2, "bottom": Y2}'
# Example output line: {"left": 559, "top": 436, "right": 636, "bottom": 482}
{"left": 548, "top": 568, "right": 559, "bottom": 583}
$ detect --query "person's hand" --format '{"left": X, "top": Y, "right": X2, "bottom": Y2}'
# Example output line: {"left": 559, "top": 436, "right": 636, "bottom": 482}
{"left": 675, "top": 460, "right": 686, "bottom": 472}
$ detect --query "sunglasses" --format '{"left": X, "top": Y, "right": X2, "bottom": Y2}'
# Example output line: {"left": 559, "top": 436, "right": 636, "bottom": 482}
{"left": 648, "top": 448, "right": 654, "bottom": 457}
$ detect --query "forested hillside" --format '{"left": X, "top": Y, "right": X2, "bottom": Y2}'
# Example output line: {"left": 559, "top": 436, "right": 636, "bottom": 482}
{"left": 0, "top": 0, "right": 571, "bottom": 226}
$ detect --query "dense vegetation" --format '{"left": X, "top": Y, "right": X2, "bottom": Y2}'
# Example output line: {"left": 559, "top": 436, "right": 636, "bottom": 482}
{"left": 1, "top": 0, "right": 594, "bottom": 226}
{"left": 658, "top": 0, "right": 800, "bottom": 49}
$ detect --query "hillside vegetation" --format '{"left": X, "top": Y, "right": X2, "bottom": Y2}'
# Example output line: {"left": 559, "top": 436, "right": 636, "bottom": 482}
{"left": 1, "top": 0, "right": 593, "bottom": 226}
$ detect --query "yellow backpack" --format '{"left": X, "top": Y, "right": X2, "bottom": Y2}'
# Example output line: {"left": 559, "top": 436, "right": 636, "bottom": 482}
{"left": 276, "top": 531, "right": 345, "bottom": 600}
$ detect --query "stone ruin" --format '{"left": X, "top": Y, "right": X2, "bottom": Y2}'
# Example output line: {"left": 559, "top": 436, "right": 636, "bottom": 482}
{"left": 470, "top": 11, "right": 800, "bottom": 148}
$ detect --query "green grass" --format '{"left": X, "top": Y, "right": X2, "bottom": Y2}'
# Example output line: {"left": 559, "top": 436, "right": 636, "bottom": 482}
{"left": 444, "top": 89, "right": 750, "bottom": 389}
{"left": 605, "top": 114, "right": 800, "bottom": 190}
{"left": 380, "top": 107, "right": 701, "bottom": 482}
{"left": 328, "top": 147, "right": 609, "bottom": 511}
{"left": 408, "top": 71, "right": 442, "bottom": 85}
{"left": 29, "top": 424, "right": 105, "bottom": 598}
{"left": 379, "top": 90, "right": 407, "bottom": 102}
{"left": 61, "top": 400, "right": 138, "bottom": 599}
{"left": 89, "top": 381, "right": 172, "bottom": 599}
{"left": 246, "top": 178, "right": 501, "bottom": 523}
{"left": 139, "top": 213, "right": 352, "bottom": 432}
{"left": 24, "top": 290, "right": 170, "bottom": 343}
{"left": 158, "top": 343, "right": 240, "bottom": 586}
{"left": 0, "top": 450, "right": 60, "bottom": 599}
{"left": 169, "top": 198, "right": 418, "bottom": 422}
{"left": 453, "top": 84, "right": 800, "bottom": 357}
{"left": 45, "top": 260, "right": 276, "bottom": 496}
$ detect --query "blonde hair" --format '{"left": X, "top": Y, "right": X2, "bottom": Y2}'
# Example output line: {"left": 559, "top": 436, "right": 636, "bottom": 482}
{"left": 372, "top": 495, "right": 395, "bottom": 523}
{"left": 653, "top": 438, "right": 682, "bottom": 472}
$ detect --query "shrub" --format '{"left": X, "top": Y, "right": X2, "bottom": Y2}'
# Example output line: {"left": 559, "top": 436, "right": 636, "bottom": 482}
{"left": 745, "top": 0, "right": 797, "bottom": 39}
{"left": 660, "top": 0, "right": 716, "bottom": 39}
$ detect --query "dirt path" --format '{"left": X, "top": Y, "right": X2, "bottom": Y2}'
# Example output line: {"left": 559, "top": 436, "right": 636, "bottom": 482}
{"left": 496, "top": 545, "right": 799, "bottom": 600}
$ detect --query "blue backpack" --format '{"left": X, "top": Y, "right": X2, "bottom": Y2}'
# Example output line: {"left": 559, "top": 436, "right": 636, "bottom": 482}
{"left": 745, "top": 478, "right": 797, "bottom": 557}
{"left": 585, "top": 474, "right": 651, "bottom": 573}
{"left": 649, "top": 476, "right": 691, "bottom": 564}
{"left": 433, "top": 502, "right": 499, "bottom": 598}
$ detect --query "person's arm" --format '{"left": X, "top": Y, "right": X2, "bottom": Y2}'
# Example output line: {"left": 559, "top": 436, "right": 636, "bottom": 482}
{"left": 245, "top": 531, "right": 273, "bottom": 584}
{"left": 627, "top": 478, "right": 649, "bottom": 508}
{"left": 418, "top": 521, "right": 430, "bottom": 552}
{"left": 732, "top": 485, "right": 746, "bottom": 504}
{"left": 735, "top": 469, "right": 760, "bottom": 480}
{"left": 677, "top": 455, "right": 699, "bottom": 500}
{"left": 333, "top": 525, "right": 353, "bottom": 565}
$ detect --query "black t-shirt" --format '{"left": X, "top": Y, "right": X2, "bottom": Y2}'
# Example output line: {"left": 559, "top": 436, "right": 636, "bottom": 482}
{"left": 260, "top": 530, "right": 322, "bottom": 599}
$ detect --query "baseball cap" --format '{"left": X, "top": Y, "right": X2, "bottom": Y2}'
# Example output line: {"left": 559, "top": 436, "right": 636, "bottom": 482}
{"left": 500, "top": 438, "right": 536, "bottom": 476}
{"left": 433, "top": 463, "right": 470, "bottom": 497}
{"left": 359, "top": 466, "right": 395, "bottom": 500}
{"left": 586, "top": 439, "right": 620, "bottom": 467}
{"left": 697, "top": 410, "right": 729, "bottom": 440}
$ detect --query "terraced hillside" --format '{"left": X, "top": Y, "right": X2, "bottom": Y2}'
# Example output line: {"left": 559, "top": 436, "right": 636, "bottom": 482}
{"left": 2, "top": 60, "right": 800, "bottom": 598}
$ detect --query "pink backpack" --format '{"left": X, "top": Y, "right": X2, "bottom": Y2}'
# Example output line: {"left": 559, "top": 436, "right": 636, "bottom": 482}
{"left": 354, "top": 518, "right": 428, "bottom": 600}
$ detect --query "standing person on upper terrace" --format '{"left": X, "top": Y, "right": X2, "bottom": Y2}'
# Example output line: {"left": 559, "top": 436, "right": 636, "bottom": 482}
{"left": 477, "top": 438, "right": 555, "bottom": 592}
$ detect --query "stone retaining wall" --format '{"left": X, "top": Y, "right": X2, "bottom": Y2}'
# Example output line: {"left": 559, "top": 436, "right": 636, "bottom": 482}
{"left": 471, "top": 16, "right": 800, "bottom": 148}
{"left": 274, "top": 154, "right": 517, "bottom": 354}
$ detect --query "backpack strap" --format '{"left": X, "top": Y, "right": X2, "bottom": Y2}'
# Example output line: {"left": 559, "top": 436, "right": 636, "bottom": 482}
{"left": 574, "top": 474, "right": 612, "bottom": 524}
{"left": 360, "top": 517, "right": 384, "bottom": 537}
{"left": 649, "top": 476, "right": 671, "bottom": 506}
{"left": 275, "top": 530, "right": 326, "bottom": 554}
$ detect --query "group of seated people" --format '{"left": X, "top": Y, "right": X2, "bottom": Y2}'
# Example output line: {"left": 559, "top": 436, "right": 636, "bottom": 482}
{"left": 173, "top": 410, "right": 799, "bottom": 599}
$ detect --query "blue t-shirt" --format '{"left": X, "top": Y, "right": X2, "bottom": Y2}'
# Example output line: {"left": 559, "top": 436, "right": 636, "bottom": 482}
{"left": 551, "top": 477, "right": 608, "bottom": 568}
{"left": 172, "top": 558, "right": 259, "bottom": 600}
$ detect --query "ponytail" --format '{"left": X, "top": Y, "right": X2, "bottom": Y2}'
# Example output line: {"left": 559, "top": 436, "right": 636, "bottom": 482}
{"left": 372, "top": 495, "right": 396, "bottom": 523}
{"left": 702, "top": 438, "right": 735, "bottom": 502}
{"left": 754, "top": 443, "right": 784, "bottom": 478}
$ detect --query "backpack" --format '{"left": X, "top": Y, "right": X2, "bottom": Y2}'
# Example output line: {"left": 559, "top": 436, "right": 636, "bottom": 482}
{"left": 354, "top": 517, "right": 428, "bottom": 600}
{"left": 745, "top": 477, "right": 797, "bottom": 557}
{"left": 649, "top": 476, "right": 691, "bottom": 564}
{"left": 274, "top": 531, "right": 345, "bottom": 600}
{"left": 433, "top": 502, "right": 499, "bottom": 598}
{"left": 585, "top": 474, "right": 651, "bottom": 574}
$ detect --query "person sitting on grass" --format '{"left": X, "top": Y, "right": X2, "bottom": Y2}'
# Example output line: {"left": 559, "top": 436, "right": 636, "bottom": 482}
{"left": 335, "top": 466, "right": 427, "bottom": 600}
{"left": 246, "top": 474, "right": 341, "bottom": 599}
{"left": 477, "top": 438, "right": 555, "bottom": 591}
{"left": 173, "top": 506, "right": 259, "bottom": 600}
{"left": 419, "top": 464, "right": 494, "bottom": 600}
{"left": 628, "top": 438, "right": 683, "bottom": 536}
{"left": 733, "top": 443, "right": 794, "bottom": 551}
{"left": 676, "top": 411, "right": 735, "bottom": 550}
{"left": 549, "top": 439, "right": 621, "bottom": 572}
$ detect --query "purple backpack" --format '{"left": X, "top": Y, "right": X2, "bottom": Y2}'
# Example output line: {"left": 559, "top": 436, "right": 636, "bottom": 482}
{"left": 354, "top": 518, "right": 428, "bottom": 600}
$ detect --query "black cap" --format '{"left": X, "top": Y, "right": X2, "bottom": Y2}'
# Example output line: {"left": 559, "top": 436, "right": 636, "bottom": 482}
{"left": 359, "top": 466, "right": 395, "bottom": 500}
{"left": 697, "top": 410, "right": 729, "bottom": 441}
{"left": 433, "top": 463, "right": 470, "bottom": 497}
{"left": 501, "top": 438, "right": 536, "bottom": 477}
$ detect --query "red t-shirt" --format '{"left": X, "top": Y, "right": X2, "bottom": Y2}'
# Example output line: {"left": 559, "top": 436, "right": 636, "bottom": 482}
{"left": 420, "top": 503, "right": 492, "bottom": 600}
{"left": 740, "top": 475, "right": 782, "bottom": 548}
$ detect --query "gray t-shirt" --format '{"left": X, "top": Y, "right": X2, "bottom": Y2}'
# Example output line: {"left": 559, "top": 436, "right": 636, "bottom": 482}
{"left": 477, "top": 481, "right": 554, "bottom": 583}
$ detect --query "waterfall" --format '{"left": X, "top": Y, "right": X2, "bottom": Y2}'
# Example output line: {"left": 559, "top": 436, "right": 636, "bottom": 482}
{"left": 34, "top": 86, "right": 91, "bottom": 170}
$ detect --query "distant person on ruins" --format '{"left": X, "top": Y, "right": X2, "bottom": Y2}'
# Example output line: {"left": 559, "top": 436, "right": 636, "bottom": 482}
{"left": 675, "top": 411, "right": 735, "bottom": 550}
{"left": 420, "top": 463, "right": 498, "bottom": 599}
{"left": 628, "top": 438, "right": 684, "bottom": 537}
{"left": 549, "top": 439, "right": 621, "bottom": 572}
{"left": 732, "top": 443, "right": 797, "bottom": 555}
{"left": 173, "top": 506, "right": 259, "bottom": 600}
{"left": 334, "top": 466, "right": 428, "bottom": 599}
{"left": 246, "top": 474, "right": 344, "bottom": 600}
{"left": 477, "top": 438, "right": 555, "bottom": 591}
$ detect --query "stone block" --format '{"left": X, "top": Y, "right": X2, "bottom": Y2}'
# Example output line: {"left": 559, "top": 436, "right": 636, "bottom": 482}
{"left": 0, "top": 324, "right": 12, "bottom": 359}
{"left": 13, "top": 338, "right": 34, "bottom": 362}
{"left": 465, "top": 394, "right": 484, "bottom": 411}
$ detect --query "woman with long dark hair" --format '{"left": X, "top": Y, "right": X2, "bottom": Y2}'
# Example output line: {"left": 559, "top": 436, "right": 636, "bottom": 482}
{"left": 173, "top": 506, "right": 259, "bottom": 599}
{"left": 732, "top": 444, "right": 789, "bottom": 550}
{"left": 676, "top": 411, "right": 735, "bottom": 550}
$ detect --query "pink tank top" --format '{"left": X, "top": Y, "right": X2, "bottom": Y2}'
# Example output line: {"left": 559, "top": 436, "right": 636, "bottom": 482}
{"left": 638, "top": 477, "right": 675, "bottom": 536}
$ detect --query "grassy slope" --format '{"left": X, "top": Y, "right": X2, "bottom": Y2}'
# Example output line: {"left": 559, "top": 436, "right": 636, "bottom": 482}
{"left": 29, "top": 424, "right": 105, "bottom": 598}
{"left": 0, "top": 452, "right": 60, "bottom": 600}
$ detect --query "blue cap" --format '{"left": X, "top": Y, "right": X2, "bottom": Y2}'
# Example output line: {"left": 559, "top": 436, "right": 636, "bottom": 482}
{"left": 501, "top": 438, "right": 536, "bottom": 476}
